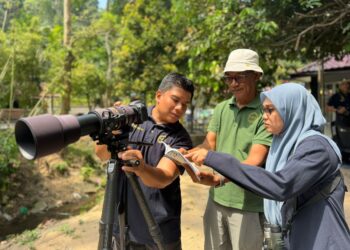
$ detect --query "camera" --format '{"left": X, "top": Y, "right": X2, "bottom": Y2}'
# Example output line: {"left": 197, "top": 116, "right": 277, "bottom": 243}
{"left": 15, "top": 103, "right": 148, "bottom": 160}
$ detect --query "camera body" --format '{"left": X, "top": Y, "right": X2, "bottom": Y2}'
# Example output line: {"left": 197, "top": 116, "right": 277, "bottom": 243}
{"left": 15, "top": 103, "right": 148, "bottom": 160}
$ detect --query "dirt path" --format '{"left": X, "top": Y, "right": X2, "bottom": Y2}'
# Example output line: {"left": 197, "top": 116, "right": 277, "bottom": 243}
{"left": 1, "top": 168, "right": 350, "bottom": 250}
{"left": 0, "top": 173, "right": 209, "bottom": 250}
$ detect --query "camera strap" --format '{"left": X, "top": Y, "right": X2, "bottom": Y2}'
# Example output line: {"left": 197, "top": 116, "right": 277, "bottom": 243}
{"left": 282, "top": 171, "right": 344, "bottom": 238}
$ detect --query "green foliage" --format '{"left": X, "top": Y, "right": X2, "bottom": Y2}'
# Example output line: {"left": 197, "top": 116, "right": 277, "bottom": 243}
{"left": 255, "top": 0, "right": 350, "bottom": 59}
{"left": 71, "top": 58, "right": 104, "bottom": 109}
{"left": 112, "top": 0, "right": 180, "bottom": 103}
{"left": 52, "top": 161, "right": 69, "bottom": 175}
{"left": 174, "top": 0, "right": 280, "bottom": 104}
{"left": 80, "top": 165, "right": 96, "bottom": 181}
{"left": 63, "top": 140, "right": 98, "bottom": 166}
{"left": 24, "top": 0, "right": 62, "bottom": 27}
{"left": 17, "top": 229, "right": 40, "bottom": 246}
{"left": 299, "top": 0, "right": 322, "bottom": 10}
{"left": 0, "top": 15, "right": 44, "bottom": 109}
{"left": 0, "top": 129, "right": 20, "bottom": 194}
{"left": 0, "top": 0, "right": 349, "bottom": 112}
{"left": 61, "top": 138, "right": 101, "bottom": 180}
{"left": 58, "top": 224, "right": 76, "bottom": 237}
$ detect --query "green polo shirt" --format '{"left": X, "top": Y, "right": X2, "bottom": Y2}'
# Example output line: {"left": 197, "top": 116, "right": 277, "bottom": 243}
{"left": 207, "top": 95, "right": 272, "bottom": 212}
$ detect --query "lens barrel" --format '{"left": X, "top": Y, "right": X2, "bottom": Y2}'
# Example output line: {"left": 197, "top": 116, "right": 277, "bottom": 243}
{"left": 15, "top": 103, "right": 147, "bottom": 160}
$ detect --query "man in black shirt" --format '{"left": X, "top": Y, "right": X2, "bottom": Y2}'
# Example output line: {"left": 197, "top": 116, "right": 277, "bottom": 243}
{"left": 327, "top": 80, "right": 350, "bottom": 126}
{"left": 96, "top": 72, "right": 194, "bottom": 250}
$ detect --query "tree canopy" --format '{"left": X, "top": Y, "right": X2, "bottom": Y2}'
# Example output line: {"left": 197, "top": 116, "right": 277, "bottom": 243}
{"left": 0, "top": 0, "right": 349, "bottom": 112}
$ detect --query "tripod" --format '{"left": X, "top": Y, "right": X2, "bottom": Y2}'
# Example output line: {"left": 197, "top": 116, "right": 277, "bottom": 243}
{"left": 97, "top": 140, "right": 165, "bottom": 250}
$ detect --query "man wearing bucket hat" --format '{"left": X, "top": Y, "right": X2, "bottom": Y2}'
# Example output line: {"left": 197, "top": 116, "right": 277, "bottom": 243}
{"left": 188, "top": 49, "right": 272, "bottom": 250}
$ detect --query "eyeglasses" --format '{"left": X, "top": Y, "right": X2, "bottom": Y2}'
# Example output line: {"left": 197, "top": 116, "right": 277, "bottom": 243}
{"left": 223, "top": 73, "right": 251, "bottom": 85}
{"left": 262, "top": 107, "right": 275, "bottom": 116}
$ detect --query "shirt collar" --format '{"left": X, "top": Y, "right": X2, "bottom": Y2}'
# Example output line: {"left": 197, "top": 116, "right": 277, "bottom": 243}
{"left": 147, "top": 106, "right": 181, "bottom": 130}
{"left": 229, "top": 95, "right": 261, "bottom": 109}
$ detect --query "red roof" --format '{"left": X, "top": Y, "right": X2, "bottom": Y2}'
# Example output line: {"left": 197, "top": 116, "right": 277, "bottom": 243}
{"left": 298, "top": 54, "right": 350, "bottom": 73}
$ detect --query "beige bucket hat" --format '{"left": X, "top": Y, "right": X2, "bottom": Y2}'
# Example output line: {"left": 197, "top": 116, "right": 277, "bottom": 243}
{"left": 224, "top": 49, "right": 264, "bottom": 74}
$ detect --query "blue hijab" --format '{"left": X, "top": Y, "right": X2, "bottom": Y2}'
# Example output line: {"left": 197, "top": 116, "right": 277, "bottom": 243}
{"left": 260, "top": 83, "right": 342, "bottom": 225}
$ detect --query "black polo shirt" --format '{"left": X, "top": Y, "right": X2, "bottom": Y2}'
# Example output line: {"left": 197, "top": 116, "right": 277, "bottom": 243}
{"left": 327, "top": 92, "right": 350, "bottom": 125}
{"left": 114, "top": 106, "right": 192, "bottom": 245}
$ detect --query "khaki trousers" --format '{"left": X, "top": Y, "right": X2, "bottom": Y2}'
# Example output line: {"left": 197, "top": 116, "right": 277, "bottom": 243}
{"left": 203, "top": 197, "right": 263, "bottom": 250}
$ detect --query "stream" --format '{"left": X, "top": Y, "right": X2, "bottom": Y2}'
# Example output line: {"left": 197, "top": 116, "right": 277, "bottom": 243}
{"left": 0, "top": 194, "right": 98, "bottom": 240}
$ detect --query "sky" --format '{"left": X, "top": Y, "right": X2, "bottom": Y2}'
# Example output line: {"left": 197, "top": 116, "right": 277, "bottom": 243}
{"left": 98, "top": 0, "right": 107, "bottom": 9}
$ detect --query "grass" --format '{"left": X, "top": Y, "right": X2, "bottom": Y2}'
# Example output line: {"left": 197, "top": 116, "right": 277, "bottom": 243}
{"left": 16, "top": 229, "right": 40, "bottom": 248}
{"left": 58, "top": 223, "right": 76, "bottom": 238}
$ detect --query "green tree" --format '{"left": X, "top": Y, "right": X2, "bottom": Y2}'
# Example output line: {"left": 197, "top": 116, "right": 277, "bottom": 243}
{"left": 23, "top": 0, "right": 62, "bottom": 27}
{"left": 0, "top": 16, "right": 44, "bottom": 109}
{"left": 1, "top": 0, "right": 349, "bottom": 113}
{"left": 254, "top": 0, "right": 350, "bottom": 59}
{"left": 0, "top": 129, "right": 20, "bottom": 195}
{"left": 0, "top": 0, "right": 23, "bottom": 32}
{"left": 173, "top": 0, "right": 278, "bottom": 104}
{"left": 111, "top": 0, "right": 189, "bottom": 104}
{"left": 62, "top": 0, "right": 73, "bottom": 114}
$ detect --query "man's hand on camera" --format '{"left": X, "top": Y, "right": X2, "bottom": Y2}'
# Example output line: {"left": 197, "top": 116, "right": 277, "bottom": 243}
{"left": 118, "top": 148, "right": 181, "bottom": 189}
{"left": 118, "top": 149, "right": 146, "bottom": 176}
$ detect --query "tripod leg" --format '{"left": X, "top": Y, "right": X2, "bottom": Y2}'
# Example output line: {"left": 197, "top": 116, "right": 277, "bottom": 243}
{"left": 118, "top": 203, "right": 127, "bottom": 250}
{"left": 125, "top": 173, "right": 165, "bottom": 250}
{"left": 98, "top": 159, "right": 119, "bottom": 250}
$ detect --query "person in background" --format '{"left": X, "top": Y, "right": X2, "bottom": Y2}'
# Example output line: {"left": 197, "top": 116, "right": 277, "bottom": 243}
{"left": 189, "top": 48, "right": 272, "bottom": 250}
{"left": 96, "top": 72, "right": 194, "bottom": 250}
{"left": 327, "top": 80, "right": 350, "bottom": 126}
{"left": 186, "top": 83, "right": 350, "bottom": 250}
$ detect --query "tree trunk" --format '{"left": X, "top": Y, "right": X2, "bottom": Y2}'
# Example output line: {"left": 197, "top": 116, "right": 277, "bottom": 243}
{"left": 2, "top": 9, "right": 8, "bottom": 31}
{"left": 61, "top": 0, "right": 73, "bottom": 114}
{"left": 102, "top": 31, "right": 113, "bottom": 107}
{"left": 86, "top": 93, "right": 92, "bottom": 111}
{"left": 102, "top": 0, "right": 113, "bottom": 107}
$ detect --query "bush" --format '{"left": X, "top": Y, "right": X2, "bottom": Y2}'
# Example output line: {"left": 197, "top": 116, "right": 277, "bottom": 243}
{"left": 80, "top": 165, "right": 96, "bottom": 181}
{"left": 0, "top": 129, "right": 20, "bottom": 194}
{"left": 61, "top": 137, "right": 102, "bottom": 179}
{"left": 52, "top": 161, "right": 69, "bottom": 175}
{"left": 17, "top": 229, "right": 40, "bottom": 246}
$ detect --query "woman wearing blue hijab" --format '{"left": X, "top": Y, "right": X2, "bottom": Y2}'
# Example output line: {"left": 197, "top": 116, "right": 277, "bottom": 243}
{"left": 186, "top": 83, "right": 350, "bottom": 249}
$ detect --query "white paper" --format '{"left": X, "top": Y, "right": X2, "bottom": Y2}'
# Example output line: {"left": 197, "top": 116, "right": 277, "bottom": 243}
{"left": 162, "top": 142, "right": 200, "bottom": 180}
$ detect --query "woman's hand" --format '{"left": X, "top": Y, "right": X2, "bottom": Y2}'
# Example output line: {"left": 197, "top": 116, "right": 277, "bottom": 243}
{"left": 184, "top": 148, "right": 209, "bottom": 166}
{"left": 182, "top": 163, "right": 220, "bottom": 186}
{"left": 197, "top": 171, "right": 221, "bottom": 186}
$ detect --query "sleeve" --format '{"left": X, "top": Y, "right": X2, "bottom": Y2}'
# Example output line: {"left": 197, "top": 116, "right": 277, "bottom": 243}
{"left": 252, "top": 113, "right": 273, "bottom": 147}
{"left": 204, "top": 136, "right": 338, "bottom": 201}
{"left": 170, "top": 128, "right": 193, "bottom": 150}
{"left": 207, "top": 103, "right": 222, "bottom": 133}
{"left": 327, "top": 94, "right": 338, "bottom": 107}
{"left": 168, "top": 127, "right": 193, "bottom": 174}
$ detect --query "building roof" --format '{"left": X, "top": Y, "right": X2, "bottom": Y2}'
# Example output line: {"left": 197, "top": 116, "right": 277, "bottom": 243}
{"left": 297, "top": 54, "right": 350, "bottom": 73}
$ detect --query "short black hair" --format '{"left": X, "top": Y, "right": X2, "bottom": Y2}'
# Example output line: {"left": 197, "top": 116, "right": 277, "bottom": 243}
{"left": 158, "top": 73, "right": 195, "bottom": 99}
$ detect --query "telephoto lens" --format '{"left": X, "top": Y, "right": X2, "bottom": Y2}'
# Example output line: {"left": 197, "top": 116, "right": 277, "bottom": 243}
{"left": 15, "top": 103, "right": 148, "bottom": 160}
